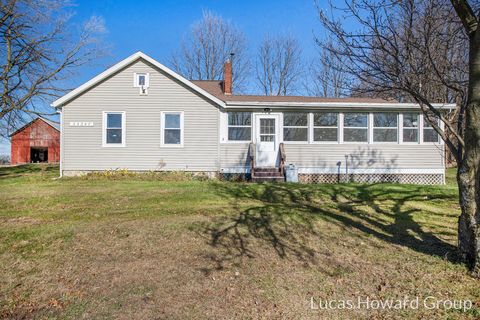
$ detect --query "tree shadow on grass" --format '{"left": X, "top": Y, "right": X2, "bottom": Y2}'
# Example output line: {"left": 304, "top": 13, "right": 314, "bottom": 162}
{"left": 198, "top": 182, "right": 459, "bottom": 273}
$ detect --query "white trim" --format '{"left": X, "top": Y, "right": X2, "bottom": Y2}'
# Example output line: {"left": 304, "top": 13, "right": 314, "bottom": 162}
{"left": 133, "top": 72, "right": 149, "bottom": 87}
{"left": 57, "top": 108, "right": 63, "bottom": 177}
{"left": 282, "top": 111, "right": 309, "bottom": 143}
{"left": 102, "top": 111, "right": 126, "bottom": 147}
{"left": 161, "top": 111, "right": 184, "bottom": 147}
{"left": 421, "top": 113, "right": 441, "bottom": 144}
{"left": 311, "top": 111, "right": 340, "bottom": 144}
{"left": 133, "top": 72, "right": 149, "bottom": 95}
{"left": 368, "top": 113, "right": 374, "bottom": 144}
{"left": 371, "top": 112, "right": 399, "bottom": 144}
{"left": 339, "top": 113, "right": 344, "bottom": 143}
{"left": 342, "top": 112, "right": 369, "bottom": 144}
{"left": 298, "top": 167, "right": 445, "bottom": 175}
{"left": 51, "top": 52, "right": 226, "bottom": 108}
{"left": 224, "top": 101, "right": 456, "bottom": 110}
{"left": 220, "top": 166, "right": 444, "bottom": 175}
{"left": 401, "top": 112, "right": 420, "bottom": 144}
{"left": 254, "top": 113, "right": 280, "bottom": 167}
{"left": 221, "top": 167, "right": 250, "bottom": 174}
{"left": 399, "top": 113, "right": 404, "bottom": 144}
{"left": 224, "top": 111, "right": 253, "bottom": 143}
{"left": 219, "top": 111, "right": 228, "bottom": 143}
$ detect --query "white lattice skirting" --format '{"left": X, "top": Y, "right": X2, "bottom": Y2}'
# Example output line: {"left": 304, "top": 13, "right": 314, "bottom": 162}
{"left": 299, "top": 173, "right": 444, "bottom": 185}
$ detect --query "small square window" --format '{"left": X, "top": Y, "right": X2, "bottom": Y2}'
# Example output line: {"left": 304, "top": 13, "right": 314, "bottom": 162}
{"left": 134, "top": 73, "right": 149, "bottom": 94}
{"left": 138, "top": 74, "right": 146, "bottom": 86}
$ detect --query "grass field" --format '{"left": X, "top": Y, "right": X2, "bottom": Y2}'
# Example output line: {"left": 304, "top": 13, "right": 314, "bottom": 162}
{"left": 0, "top": 165, "right": 479, "bottom": 319}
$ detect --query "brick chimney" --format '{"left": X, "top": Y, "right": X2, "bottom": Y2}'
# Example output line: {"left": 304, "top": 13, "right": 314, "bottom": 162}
{"left": 223, "top": 59, "right": 232, "bottom": 95}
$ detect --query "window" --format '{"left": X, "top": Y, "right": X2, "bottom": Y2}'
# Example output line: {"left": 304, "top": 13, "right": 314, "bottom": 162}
{"left": 283, "top": 112, "right": 308, "bottom": 141}
{"left": 228, "top": 112, "right": 251, "bottom": 141}
{"left": 423, "top": 114, "right": 440, "bottom": 143}
{"left": 259, "top": 118, "right": 275, "bottom": 142}
{"left": 103, "top": 112, "right": 125, "bottom": 147}
{"left": 373, "top": 113, "right": 398, "bottom": 142}
{"left": 403, "top": 113, "right": 419, "bottom": 143}
{"left": 134, "top": 73, "right": 149, "bottom": 94}
{"left": 161, "top": 112, "right": 183, "bottom": 146}
{"left": 343, "top": 113, "right": 368, "bottom": 142}
{"left": 313, "top": 112, "right": 338, "bottom": 142}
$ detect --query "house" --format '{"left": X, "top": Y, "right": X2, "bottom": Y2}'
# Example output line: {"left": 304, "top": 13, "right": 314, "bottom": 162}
{"left": 51, "top": 52, "right": 455, "bottom": 184}
{"left": 10, "top": 117, "right": 60, "bottom": 164}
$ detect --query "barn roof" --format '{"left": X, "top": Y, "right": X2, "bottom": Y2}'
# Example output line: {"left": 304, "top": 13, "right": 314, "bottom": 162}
{"left": 9, "top": 117, "right": 60, "bottom": 137}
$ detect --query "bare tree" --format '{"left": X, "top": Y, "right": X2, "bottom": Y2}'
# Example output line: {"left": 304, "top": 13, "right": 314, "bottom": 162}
{"left": 255, "top": 34, "right": 303, "bottom": 96}
{"left": 170, "top": 10, "right": 249, "bottom": 93}
{"left": 0, "top": 0, "right": 107, "bottom": 137}
{"left": 317, "top": 0, "right": 480, "bottom": 274}
{"left": 305, "top": 41, "right": 350, "bottom": 97}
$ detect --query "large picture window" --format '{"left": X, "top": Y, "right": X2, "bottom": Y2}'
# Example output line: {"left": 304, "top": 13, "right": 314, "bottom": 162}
{"left": 103, "top": 112, "right": 125, "bottom": 147}
{"left": 373, "top": 113, "right": 398, "bottom": 142}
{"left": 313, "top": 112, "right": 338, "bottom": 142}
{"left": 283, "top": 112, "right": 308, "bottom": 141}
{"left": 161, "top": 112, "right": 183, "bottom": 146}
{"left": 423, "top": 114, "right": 440, "bottom": 143}
{"left": 403, "top": 113, "right": 419, "bottom": 142}
{"left": 228, "top": 112, "right": 251, "bottom": 141}
{"left": 343, "top": 113, "right": 368, "bottom": 142}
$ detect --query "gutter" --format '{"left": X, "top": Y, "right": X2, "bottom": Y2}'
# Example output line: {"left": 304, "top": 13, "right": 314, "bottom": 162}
{"left": 223, "top": 101, "right": 457, "bottom": 110}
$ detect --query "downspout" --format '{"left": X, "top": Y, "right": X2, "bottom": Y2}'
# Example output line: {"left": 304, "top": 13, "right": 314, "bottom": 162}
{"left": 217, "top": 107, "right": 221, "bottom": 176}
{"left": 344, "top": 154, "right": 349, "bottom": 183}
{"left": 56, "top": 107, "right": 63, "bottom": 178}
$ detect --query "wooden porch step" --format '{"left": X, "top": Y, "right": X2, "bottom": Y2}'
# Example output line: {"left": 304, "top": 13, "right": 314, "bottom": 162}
{"left": 254, "top": 171, "right": 284, "bottom": 177}
{"left": 254, "top": 167, "right": 281, "bottom": 173}
{"left": 251, "top": 167, "right": 285, "bottom": 183}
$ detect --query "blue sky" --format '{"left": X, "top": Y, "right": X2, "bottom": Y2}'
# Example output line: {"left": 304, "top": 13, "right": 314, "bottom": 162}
{"left": 1, "top": 0, "right": 329, "bottom": 155}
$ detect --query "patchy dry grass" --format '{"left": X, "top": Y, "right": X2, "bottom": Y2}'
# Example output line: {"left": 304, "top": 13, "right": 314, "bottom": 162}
{"left": 0, "top": 165, "right": 479, "bottom": 319}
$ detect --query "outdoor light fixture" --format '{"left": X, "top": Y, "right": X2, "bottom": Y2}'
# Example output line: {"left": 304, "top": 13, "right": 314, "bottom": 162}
{"left": 263, "top": 107, "right": 271, "bottom": 113}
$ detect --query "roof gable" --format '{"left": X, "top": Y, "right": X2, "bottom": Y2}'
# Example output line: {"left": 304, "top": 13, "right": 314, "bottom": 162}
{"left": 51, "top": 52, "right": 226, "bottom": 108}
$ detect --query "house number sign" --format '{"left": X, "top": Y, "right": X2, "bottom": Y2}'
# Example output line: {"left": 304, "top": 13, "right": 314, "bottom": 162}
{"left": 69, "top": 122, "right": 93, "bottom": 127}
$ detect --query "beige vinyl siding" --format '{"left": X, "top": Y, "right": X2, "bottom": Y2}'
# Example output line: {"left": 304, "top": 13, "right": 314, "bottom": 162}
{"left": 283, "top": 144, "right": 444, "bottom": 169}
{"left": 62, "top": 59, "right": 220, "bottom": 172}
{"left": 220, "top": 143, "right": 444, "bottom": 170}
{"left": 220, "top": 143, "right": 251, "bottom": 169}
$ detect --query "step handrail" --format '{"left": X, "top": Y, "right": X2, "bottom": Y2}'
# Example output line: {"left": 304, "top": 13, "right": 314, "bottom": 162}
{"left": 249, "top": 142, "right": 256, "bottom": 178}
{"left": 279, "top": 142, "right": 286, "bottom": 176}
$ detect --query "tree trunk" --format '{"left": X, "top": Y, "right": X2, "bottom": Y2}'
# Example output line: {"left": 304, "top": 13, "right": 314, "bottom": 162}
{"left": 457, "top": 28, "right": 480, "bottom": 275}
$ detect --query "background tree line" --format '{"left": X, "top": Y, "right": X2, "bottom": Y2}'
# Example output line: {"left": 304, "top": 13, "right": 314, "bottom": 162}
{"left": 170, "top": 10, "right": 349, "bottom": 97}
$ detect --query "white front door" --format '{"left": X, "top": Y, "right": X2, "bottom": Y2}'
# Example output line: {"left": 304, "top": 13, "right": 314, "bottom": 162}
{"left": 255, "top": 114, "right": 279, "bottom": 167}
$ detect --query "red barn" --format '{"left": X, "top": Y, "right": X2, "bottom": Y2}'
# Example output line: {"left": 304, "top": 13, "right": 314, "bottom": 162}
{"left": 10, "top": 117, "right": 60, "bottom": 164}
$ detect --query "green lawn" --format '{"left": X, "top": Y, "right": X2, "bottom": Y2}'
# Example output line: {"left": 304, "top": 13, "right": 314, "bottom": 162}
{"left": 0, "top": 165, "right": 478, "bottom": 319}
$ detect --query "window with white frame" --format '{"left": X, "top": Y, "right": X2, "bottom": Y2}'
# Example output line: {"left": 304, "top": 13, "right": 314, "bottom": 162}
{"left": 283, "top": 112, "right": 308, "bottom": 141}
{"left": 403, "top": 113, "right": 419, "bottom": 143}
{"left": 161, "top": 112, "right": 183, "bottom": 146}
{"left": 423, "top": 113, "right": 440, "bottom": 143}
{"left": 313, "top": 112, "right": 338, "bottom": 142}
{"left": 373, "top": 113, "right": 398, "bottom": 142}
{"left": 134, "top": 73, "right": 149, "bottom": 94}
{"left": 343, "top": 113, "right": 368, "bottom": 142}
{"left": 228, "top": 112, "right": 251, "bottom": 141}
{"left": 104, "top": 112, "right": 125, "bottom": 146}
